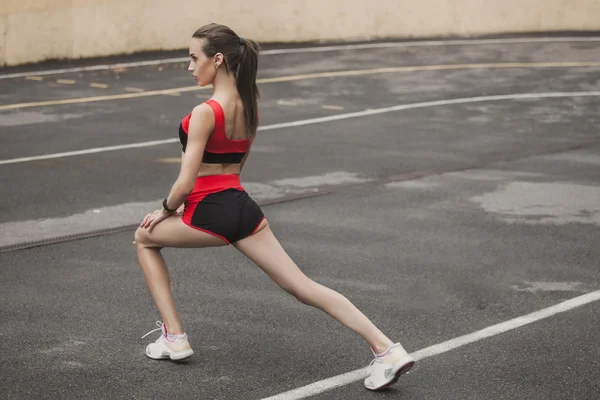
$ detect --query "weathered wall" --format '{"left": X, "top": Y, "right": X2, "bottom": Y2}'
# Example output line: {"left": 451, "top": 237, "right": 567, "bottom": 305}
{"left": 1, "top": 0, "right": 599, "bottom": 66}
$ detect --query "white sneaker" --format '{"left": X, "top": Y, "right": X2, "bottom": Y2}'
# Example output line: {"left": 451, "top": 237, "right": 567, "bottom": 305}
{"left": 142, "top": 321, "right": 194, "bottom": 361}
{"left": 364, "top": 342, "right": 414, "bottom": 391}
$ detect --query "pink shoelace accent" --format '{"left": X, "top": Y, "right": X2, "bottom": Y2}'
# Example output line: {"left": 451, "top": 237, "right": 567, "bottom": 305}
{"left": 142, "top": 321, "right": 185, "bottom": 342}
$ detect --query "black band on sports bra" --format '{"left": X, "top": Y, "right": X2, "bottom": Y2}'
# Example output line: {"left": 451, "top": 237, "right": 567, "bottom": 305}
{"left": 202, "top": 151, "right": 246, "bottom": 164}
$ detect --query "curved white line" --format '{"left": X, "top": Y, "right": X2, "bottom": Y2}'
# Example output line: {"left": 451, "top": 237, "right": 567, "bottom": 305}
{"left": 261, "top": 290, "right": 600, "bottom": 400}
{"left": 1, "top": 91, "right": 599, "bottom": 165}
{"left": 1, "top": 36, "right": 599, "bottom": 79}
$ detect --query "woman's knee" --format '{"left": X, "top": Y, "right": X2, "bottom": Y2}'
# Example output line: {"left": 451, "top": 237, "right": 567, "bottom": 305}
{"left": 286, "top": 278, "right": 317, "bottom": 305}
{"left": 134, "top": 227, "right": 160, "bottom": 250}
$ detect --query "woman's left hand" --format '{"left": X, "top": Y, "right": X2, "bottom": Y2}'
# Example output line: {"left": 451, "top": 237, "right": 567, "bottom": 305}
{"left": 140, "top": 209, "right": 172, "bottom": 232}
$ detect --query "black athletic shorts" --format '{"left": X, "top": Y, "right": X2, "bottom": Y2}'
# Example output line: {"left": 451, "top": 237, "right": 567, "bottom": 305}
{"left": 182, "top": 175, "right": 265, "bottom": 244}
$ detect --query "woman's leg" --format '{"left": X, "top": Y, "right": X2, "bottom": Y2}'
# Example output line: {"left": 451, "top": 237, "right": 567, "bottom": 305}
{"left": 135, "top": 214, "right": 227, "bottom": 334}
{"left": 232, "top": 221, "right": 393, "bottom": 354}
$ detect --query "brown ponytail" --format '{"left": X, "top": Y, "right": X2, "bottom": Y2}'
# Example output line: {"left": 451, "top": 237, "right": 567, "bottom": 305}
{"left": 193, "top": 23, "right": 261, "bottom": 133}
{"left": 236, "top": 38, "right": 260, "bottom": 133}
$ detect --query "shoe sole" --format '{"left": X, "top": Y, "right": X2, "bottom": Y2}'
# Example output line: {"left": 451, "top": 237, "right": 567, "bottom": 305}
{"left": 170, "top": 349, "right": 194, "bottom": 360}
{"left": 366, "top": 359, "right": 415, "bottom": 391}
{"left": 146, "top": 349, "right": 194, "bottom": 361}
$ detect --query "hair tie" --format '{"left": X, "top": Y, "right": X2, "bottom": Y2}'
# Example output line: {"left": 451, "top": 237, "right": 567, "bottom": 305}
{"left": 239, "top": 37, "right": 245, "bottom": 45}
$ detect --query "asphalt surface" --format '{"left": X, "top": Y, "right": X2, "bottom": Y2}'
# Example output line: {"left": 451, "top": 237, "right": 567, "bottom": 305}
{"left": 1, "top": 35, "right": 600, "bottom": 399}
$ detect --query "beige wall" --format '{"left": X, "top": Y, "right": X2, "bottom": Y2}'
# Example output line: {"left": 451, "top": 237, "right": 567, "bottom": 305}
{"left": 1, "top": 0, "right": 599, "bottom": 66}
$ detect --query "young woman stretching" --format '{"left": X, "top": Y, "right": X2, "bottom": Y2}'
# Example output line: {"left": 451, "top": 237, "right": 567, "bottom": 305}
{"left": 135, "top": 23, "right": 414, "bottom": 391}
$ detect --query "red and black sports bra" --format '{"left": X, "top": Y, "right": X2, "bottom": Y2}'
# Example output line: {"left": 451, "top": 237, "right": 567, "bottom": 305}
{"left": 178, "top": 99, "right": 251, "bottom": 164}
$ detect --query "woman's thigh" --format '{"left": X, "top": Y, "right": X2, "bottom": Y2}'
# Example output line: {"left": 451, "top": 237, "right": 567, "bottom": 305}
{"left": 135, "top": 214, "right": 228, "bottom": 248}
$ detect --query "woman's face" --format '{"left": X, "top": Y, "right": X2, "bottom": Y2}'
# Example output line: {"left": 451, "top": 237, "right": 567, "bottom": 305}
{"left": 188, "top": 38, "right": 221, "bottom": 87}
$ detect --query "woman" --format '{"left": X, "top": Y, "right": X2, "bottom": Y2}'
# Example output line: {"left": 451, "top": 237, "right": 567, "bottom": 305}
{"left": 135, "top": 23, "right": 414, "bottom": 391}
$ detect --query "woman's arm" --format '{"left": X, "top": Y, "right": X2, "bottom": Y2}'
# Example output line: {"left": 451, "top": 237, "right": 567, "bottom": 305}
{"left": 163, "top": 104, "right": 215, "bottom": 211}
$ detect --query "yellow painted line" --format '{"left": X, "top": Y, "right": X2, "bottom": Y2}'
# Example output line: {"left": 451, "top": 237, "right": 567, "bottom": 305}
{"left": 25, "top": 76, "right": 43, "bottom": 81}
{"left": 2, "top": 62, "right": 600, "bottom": 111}
{"left": 155, "top": 157, "right": 181, "bottom": 163}
{"left": 0, "top": 85, "right": 207, "bottom": 110}
{"left": 89, "top": 83, "right": 108, "bottom": 89}
{"left": 277, "top": 100, "right": 298, "bottom": 106}
{"left": 56, "top": 79, "right": 76, "bottom": 85}
{"left": 321, "top": 105, "right": 345, "bottom": 110}
{"left": 125, "top": 87, "right": 145, "bottom": 93}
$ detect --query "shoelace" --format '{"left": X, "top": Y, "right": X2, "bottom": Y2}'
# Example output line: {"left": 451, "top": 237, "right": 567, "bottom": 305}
{"left": 141, "top": 321, "right": 164, "bottom": 339}
{"left": 366, "top": 346, "right": 393, "bottom": 374}
{"left": 367, "top": 356, "right": 379, "bottom": 374}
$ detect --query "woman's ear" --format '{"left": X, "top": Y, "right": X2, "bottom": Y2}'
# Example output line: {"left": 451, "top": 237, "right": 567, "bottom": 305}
{"left": 214, "top": 53, "right": 224, "bottom": 69}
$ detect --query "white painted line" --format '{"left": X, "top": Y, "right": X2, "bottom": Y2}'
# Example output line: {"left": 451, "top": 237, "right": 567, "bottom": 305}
{"left": 89, "top": 83, "right": 108, "bottom": 89}
{"left": 56, "top": 79, "right": 76, "bottom": 85}
{"left": 2, "top": 91, "right": 600, "bottom": 165}
{"left": 261, "top": 36, "right": 600, "bottom": 55}
{"left": 1, "top": 36, "right": 600, "bottom": 79}
{"left": 261, "top": 290, "right": 600, "bottom": 400}
{"left": 0, "top": 139, "right": 179, "bottom": 164}
{"left": 25, "top": 76, "right": 43, "bottom": 81}
{"left": 258, "top": 91, "right": 600, "bottom": 131}
{"left": 0, "top": 58, "right": 184, "bottom": 80}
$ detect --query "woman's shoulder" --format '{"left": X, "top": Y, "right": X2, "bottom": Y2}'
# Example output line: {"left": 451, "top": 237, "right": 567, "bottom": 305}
{"left": 191, "top": 102, "right": 216, "bottom": 117}
{"left": 186, "top": 102, "right": 216, "bottom": 132}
